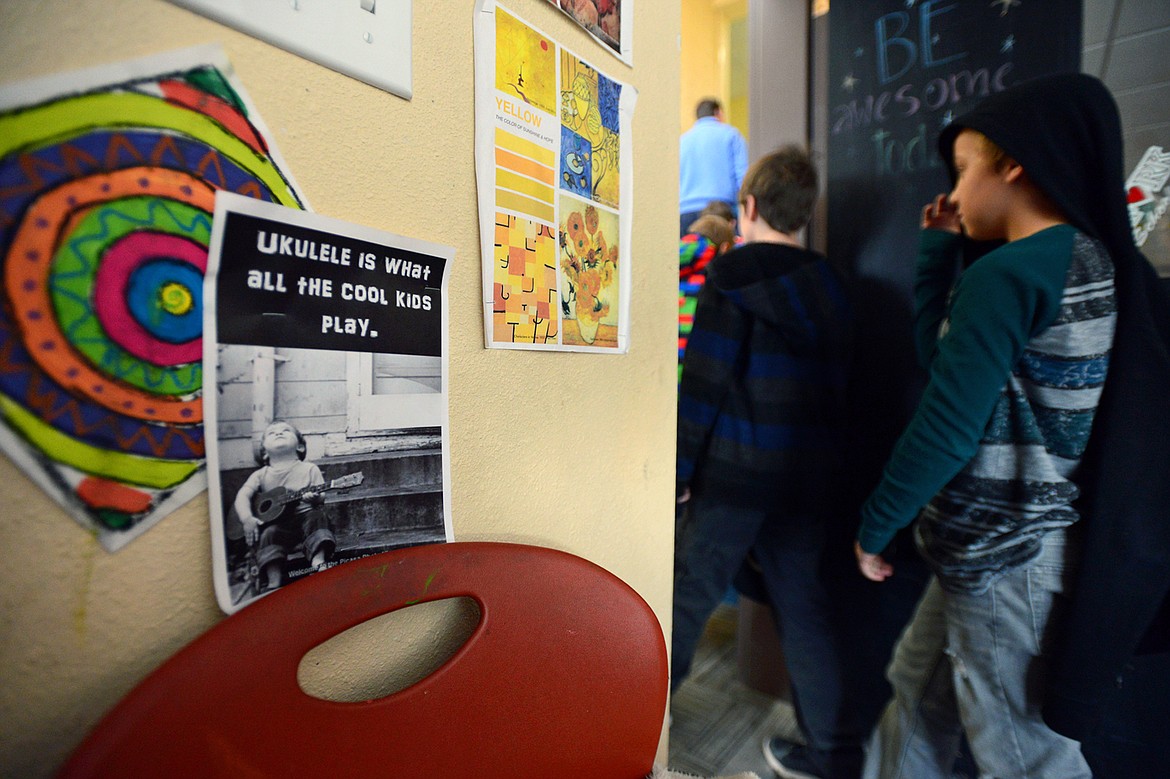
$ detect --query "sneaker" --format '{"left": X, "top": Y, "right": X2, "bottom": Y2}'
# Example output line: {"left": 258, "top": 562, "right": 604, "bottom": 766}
{"left": 762, "top": 737, "right": 823, "bottom": 779}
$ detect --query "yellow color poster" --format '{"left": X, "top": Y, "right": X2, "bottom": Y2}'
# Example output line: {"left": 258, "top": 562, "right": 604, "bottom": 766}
{"left": 475, "top": 1, "right": 635, "bottom": 353}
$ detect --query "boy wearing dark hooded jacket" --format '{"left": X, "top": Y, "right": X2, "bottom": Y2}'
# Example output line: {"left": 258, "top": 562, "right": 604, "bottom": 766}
{"left": 852, "top": 74, "right": 1154, "bottom": 778}
{"left": 675, "top": 146, "right": 862, "bottom": 778}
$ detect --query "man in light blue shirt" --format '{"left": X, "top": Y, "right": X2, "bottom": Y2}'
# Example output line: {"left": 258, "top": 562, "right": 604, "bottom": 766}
{"left": 679, "top": 98, "right": 748, "bottom": 236}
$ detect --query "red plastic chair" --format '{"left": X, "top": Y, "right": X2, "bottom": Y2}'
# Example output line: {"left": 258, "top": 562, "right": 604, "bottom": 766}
{"left": 59, "top": 542, "right": 668, "bottom": 778}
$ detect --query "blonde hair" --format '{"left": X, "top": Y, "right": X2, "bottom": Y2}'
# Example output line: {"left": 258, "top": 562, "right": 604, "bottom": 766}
{"left": 700, "top": 200, "right": 735, "bottom": 222}
{"left": 686, "top": 214, "right": 735, "bottom": 249}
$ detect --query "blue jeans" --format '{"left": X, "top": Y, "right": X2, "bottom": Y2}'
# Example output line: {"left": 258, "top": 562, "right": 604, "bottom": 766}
{"left": 672, "top": 494, "right": 864, "bottom": 756}
{"left": 680, "top": 210, "right": 704, "bottom": 237}
{"left": 864, "top": 529, "right": 1091, "bottom": 778}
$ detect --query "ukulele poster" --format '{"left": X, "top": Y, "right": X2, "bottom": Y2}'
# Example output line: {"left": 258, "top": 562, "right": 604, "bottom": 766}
{"left": 204, "top": 193, "right": 453, "bottom": 614}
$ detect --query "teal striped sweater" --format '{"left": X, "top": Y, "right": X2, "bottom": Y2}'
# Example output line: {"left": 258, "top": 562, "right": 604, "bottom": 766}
{"left": 859, "top": 225, "right": 1116, "bottom": 593}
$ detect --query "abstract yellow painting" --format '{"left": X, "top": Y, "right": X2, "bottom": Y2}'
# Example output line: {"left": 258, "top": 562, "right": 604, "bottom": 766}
{"left": 496, "top": 7, "right": 557, "bottom": 116}
{"left": 493, "top": 213, "right": 559, "bottom": 344}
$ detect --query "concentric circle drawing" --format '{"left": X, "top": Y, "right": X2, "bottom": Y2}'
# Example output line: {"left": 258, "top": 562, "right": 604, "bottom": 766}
{"left": 8, "top": 170, "right": 212, "bottom": 423}
{"left": 0, "top": 50, "right": 305, "bottom": 547}
{"left": 95, "top": 231, "right": 207, "bottom": 366}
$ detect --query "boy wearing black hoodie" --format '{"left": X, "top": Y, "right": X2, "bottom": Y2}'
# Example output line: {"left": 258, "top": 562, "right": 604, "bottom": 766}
{"left": 675, "top": 146, "right": 862, "bottom": 778}
{"left": 852, "top": 74, "right": 1151, "bottom": 778}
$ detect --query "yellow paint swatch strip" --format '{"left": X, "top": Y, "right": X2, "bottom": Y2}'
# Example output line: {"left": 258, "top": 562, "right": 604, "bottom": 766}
{"left": 495, "top": 128, "right": 556, "bottom": 167}
{"left": 496, "top": 189, "right": 555, "bottom": 223}
{"left": 497, "top": 168, "right": 554, "bottom": 204}
{"left": 496, "top": 148, "right": 555, "bottom": 186}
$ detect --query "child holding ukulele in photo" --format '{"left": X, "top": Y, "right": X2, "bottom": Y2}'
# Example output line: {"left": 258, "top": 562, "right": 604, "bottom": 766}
{"left": 234, "top": 421, "right": 338, "bottom": 591}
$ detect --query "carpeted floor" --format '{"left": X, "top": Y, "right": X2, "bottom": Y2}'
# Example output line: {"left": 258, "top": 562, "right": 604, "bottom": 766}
{"left": 667, "top": 602, "right": 977, "bottom": 779}
{"left": 667, "top": 603, "right": 799, "bottom": 777}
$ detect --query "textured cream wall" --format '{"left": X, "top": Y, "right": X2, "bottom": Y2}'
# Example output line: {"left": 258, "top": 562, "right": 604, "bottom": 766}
{"left": 0, "top": 1, "right": 680, "bottom": 775}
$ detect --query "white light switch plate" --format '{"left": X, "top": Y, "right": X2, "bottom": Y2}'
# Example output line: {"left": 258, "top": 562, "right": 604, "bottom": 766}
{"left": 167, "top": 0, "right": 411, "bottom": 99}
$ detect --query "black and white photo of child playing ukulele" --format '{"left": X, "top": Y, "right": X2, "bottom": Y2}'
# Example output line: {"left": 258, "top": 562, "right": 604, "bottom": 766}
{"left": 234, "top": 421, "right": 346, "bottom": 592}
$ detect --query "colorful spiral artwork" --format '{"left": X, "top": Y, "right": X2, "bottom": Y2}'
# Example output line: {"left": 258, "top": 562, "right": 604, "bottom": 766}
{"left": 0, "top": 48, "right": 304, "bottom": 549}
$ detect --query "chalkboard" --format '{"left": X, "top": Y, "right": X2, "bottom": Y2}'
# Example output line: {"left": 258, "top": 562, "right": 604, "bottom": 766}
{"left": 824, "top": 0, "right": 1083, "bottom": 499}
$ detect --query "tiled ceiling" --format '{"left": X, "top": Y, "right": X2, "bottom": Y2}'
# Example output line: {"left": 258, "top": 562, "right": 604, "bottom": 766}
{"left": 1083, "top": 0, "right": 1170, "bottom": 171}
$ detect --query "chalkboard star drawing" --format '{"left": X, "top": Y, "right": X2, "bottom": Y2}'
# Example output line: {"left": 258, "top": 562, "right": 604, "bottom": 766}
{"left": 842, "top": 73, "right": 858, "bottom": 92}
{"left": 854, "top": 47, "right": 865, "bottom": 58}
{"left": 905, "top": 0, "right": 916, "bottom": 8}
{"left": 991, "top": 0, "right": 1021, "bottom": 16}
{"left": 941, "top": 110, "right": 955, "bottom": 127}
{"left": 1001, "top": 35, "right": 1016, "bottom": 52}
